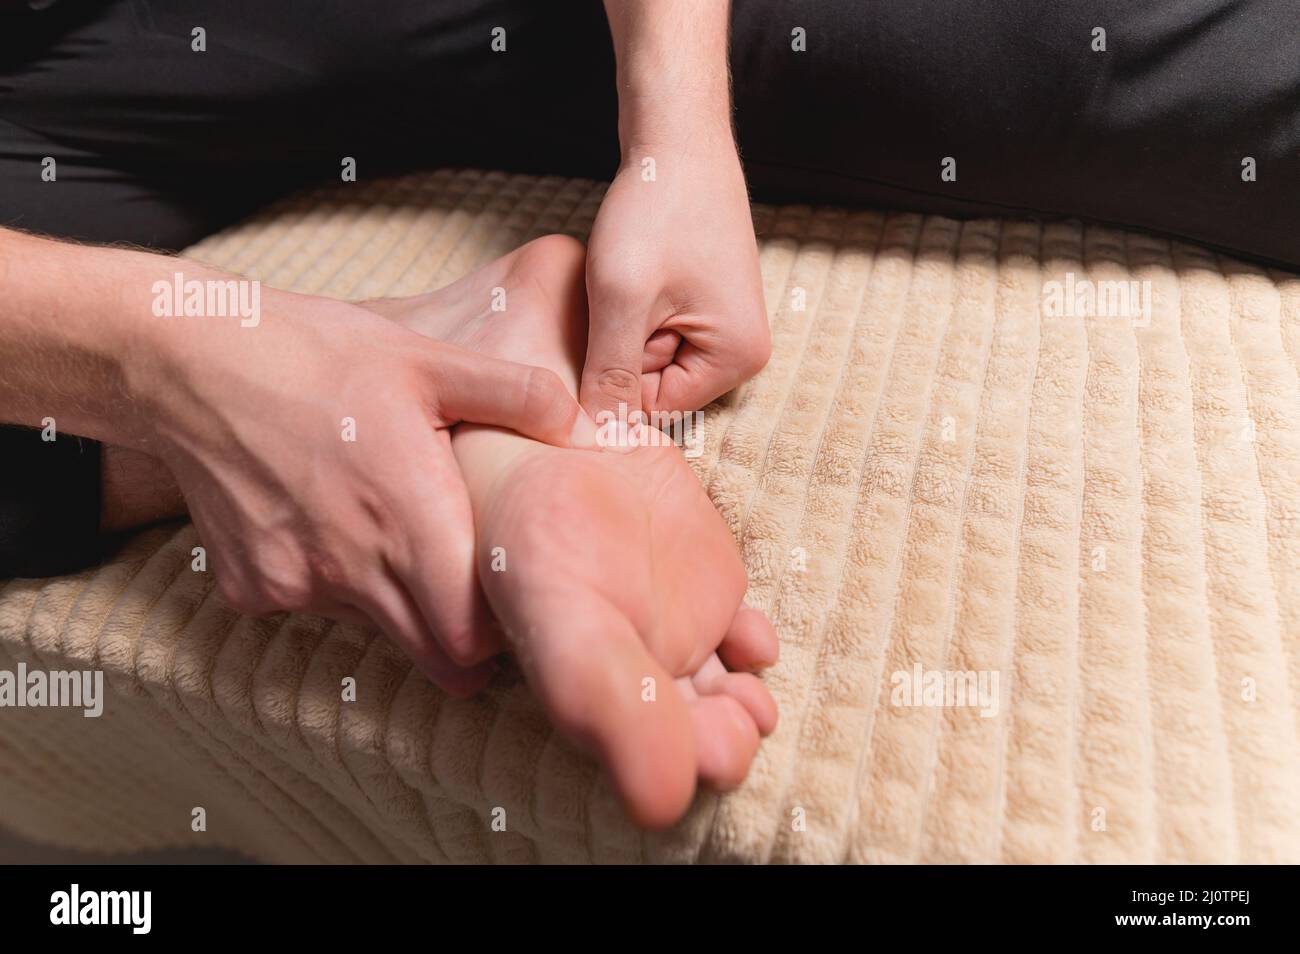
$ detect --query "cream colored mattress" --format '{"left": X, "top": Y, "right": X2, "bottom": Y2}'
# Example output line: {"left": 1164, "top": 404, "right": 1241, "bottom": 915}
{"left": 2, "top": 169, "right": 1298, "bottom": 863}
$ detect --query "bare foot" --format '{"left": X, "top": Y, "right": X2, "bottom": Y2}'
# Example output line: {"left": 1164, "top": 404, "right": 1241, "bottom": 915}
{"left": 362, "top": 236, "right": 779, "bottom": 828}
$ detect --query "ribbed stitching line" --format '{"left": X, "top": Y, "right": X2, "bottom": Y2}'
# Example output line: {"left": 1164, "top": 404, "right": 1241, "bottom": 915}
{"left": 989, "top": 222, "right": 1044, "bottom": 863}
{"left": 732, "top": 208, "right": 854, "bottom": 540}
{"left": 747, "top": 212, "right": 897, "bottom": 862}
{"left": 837, "top": 219, "right": 967, "bottom": 862}
{"left": 268, "top": 178, "right": 426, "bottom": 291}
{"left": 702, "top": 210, "right": 885, "bottom": 863}
{"left": 908, "top": 220, "right": 1005, "bottom": 861}
{"left": 127, "top": 542, "right": 379, "bottom": 862}
{"left": 1219, "top": 258, "right": 1300, "bottom": 717}
{"left": 1065, "top": 223, "right": 1090, "bottom": 865}
{"left": 307, "top": 176, "right": 466, "bottom": 298}
{"left": 699, "top": 204, "right": 815, "bottom": 495}
{"left": 754, "top": 213, "right": 921, "bottom": 862}
{"left": 1123, "top": 231, "right": 1160, "bottom": 862}
{"left": 0, "top": 641, "right": 164, "bottom": 849}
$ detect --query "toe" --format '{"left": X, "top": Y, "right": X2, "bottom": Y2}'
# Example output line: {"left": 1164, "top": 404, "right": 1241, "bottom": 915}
{"left": 707, "top": 671, "right": 778, "bottom": 736}
{"left": 689, "top": 694, "right": 761, "bottom": 791}
{"left": 511, "top": 591, "right": 698, "bottom": 830}
{"left": 717, "top": 606, "right": 780, "bottom": 672}
{"left": 690, "top": 654, "right": 778, "bottom": 736}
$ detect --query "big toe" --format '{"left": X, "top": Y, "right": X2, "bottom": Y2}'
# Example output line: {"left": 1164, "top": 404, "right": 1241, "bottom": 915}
{"left": 718, "top": 605, "right": 780, "bottom": 672}
{"left": 512, "top": 591, "right": 698, "bottom": 829}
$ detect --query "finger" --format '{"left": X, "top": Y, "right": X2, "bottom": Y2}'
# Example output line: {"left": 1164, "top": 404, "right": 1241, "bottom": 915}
{"left": 580, "top": 287, "right": 649, "bottom": 425}
{"left": 651, "top": 338, "right": 749, "bottom": 415}
{"left": 717, "top": 605, "right": 780, "bottom": 672}
{"left": 643, "top": 329, "right": 680, "bottom": 373}
{"left": 427, "top": 341, "right": 599, "bottom": 449}
{"left": 358, "top": 578, "right": 494, "bottom": 698}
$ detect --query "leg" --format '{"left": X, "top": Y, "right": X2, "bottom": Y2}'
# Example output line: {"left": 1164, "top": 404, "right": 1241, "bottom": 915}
{"left": 730, "top": 0, "right": 1300, "bottom": 267}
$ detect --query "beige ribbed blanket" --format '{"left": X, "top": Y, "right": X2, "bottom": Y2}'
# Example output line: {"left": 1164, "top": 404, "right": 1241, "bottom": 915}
{"left": 2, "top": 169, "right": 1298, "bottom": 863}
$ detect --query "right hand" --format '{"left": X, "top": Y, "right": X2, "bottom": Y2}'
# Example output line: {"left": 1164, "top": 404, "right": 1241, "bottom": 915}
{"left": 132, "top": 284, "right": 597, "bottom": 695}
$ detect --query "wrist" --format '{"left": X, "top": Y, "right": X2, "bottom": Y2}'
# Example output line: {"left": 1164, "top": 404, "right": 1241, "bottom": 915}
{"left": 106, "top": 249, "right": 241, "bottom": 452}
{"left": 128, "top": 274, "right": 355, "bottom": 460}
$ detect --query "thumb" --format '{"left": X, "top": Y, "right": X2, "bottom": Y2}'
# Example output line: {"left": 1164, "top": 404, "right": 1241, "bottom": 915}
{"left": 428, "top": 341, "right": 599, "bottom": 449}
{"left": 580, "top": 300, "right": 648, "bottom": 427}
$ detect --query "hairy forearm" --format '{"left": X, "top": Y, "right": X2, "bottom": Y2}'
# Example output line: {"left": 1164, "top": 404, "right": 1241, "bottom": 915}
{"left": 602, "top": 0, "right": 734, "bottom": 151}
{"left": 0, "top": 225, "right": 369, "bottom": 451}
{"left": 0, "top": 229, "right": 231, "bottom": 529}
{"left": 0, "top": 228, "right": 157, "bottom": 446}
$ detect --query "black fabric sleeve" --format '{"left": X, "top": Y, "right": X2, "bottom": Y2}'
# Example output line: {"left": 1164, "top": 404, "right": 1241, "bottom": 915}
{"left": 0, "top": 425, "right": 103, "bottom": 578}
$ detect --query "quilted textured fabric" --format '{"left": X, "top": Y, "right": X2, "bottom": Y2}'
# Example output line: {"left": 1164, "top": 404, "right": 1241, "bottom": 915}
{"left": 2, "top": 169, "right": 1298, "bottom": 862}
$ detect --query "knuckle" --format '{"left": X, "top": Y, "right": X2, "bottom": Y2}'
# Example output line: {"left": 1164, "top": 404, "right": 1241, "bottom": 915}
{"left": 405, "top": 343, "right": 450, "bottom": 411}
{"left": 216, "top": 576, "right": 270, "bottom": 616}
{"left": 258, "top": 575, "right": 311, "bottom": 614}
{"left": 314, "top": 553, "right": 351, "bottom": 594}
{"left": 588, "top": 258, "right": 650, "bottom": 306}
{"left": 228, "top": 554, "right": 313, "bottom": 616}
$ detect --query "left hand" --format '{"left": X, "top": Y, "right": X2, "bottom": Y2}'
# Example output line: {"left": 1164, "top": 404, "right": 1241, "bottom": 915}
{"left": 580, "top": 135, "right": 770, "bottom": 425}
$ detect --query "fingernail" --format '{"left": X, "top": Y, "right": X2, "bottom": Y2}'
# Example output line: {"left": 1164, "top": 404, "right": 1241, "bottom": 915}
{"left": 569, "top": 411, "right": 600, "bottom": 449}
{"left": 604, "top": 418, "right": 639, "bottom": 454}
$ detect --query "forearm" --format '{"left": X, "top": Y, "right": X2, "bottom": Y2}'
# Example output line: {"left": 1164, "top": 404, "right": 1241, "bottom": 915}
{"left": 0, "top": 226, "right": 368, "bottom": 465}
{"left": 2, "top": 228, "right": 294, "bottom": 536}
{"left": 0, "top": 231, "right": 213, "bottom": 545}
{"left": 602, "top": 0, "right": 734, "bottom": 152}
{"left": 0, "top": 228, "right": 168, "bottom": 448}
